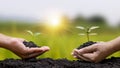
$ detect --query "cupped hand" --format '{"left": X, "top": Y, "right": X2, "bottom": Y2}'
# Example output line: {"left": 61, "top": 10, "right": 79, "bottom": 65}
{"left": 72, "top": 42, "right": 116, "bottom": 63}
{"left": 7, "top": 38, "right": 50, "bottom": 59}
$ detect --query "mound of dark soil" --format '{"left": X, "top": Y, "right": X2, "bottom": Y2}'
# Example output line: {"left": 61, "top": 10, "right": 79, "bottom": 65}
{"left": 77, "top": 41, "right": 96, "bottom": 49}
{"left": 0, "top": 57, "right": 120, "bottom": 68}
{"left": 23, "top": 41, "right": 40, "bottom": 48}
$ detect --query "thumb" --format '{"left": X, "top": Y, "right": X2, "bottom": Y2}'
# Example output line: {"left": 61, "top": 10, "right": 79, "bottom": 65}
{"left": 27, "top": 46, "right": 50, "bottom": 54}
{"left": 78, "top": 44, "right": 97, "bottom": 54}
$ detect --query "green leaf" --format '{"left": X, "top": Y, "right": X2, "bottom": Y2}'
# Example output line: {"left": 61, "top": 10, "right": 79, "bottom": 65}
{"left": 89, "top": 33, "right": 97, "bottom": 35}
{"left": 88, "top": 26, "right": 99, "bottom": 32}
{"left": 26, "top": 30, "right": 33, "bottom": 36}
{"left": 76, "top": 26, "right": 85, "bottom": 30}
{"left": 78, "top": 33, "right": 86, "bottom": 35}
{"left": 34, "top": 33, "right": 41, "bottom": 36}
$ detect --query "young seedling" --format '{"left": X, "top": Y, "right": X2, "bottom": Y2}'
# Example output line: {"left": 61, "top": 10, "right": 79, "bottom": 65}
{"left": 76, "top": 26, "right": 99, "bottom": 42}
{"left": 26, "top": 30, "right": 41, "bottom": 41}
{"left": 24, "top": 30, "right": 41, "bottom": 48}
{"left": 76, "top": 26, "right": 99, "bottom": 49}
{"left": 27, "top": 30, "right": 41, "bottom": 37}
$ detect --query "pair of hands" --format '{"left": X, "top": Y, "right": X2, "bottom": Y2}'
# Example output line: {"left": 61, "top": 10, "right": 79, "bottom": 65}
{"left": 2, "top": 34, "right": 119, "bottom": 63}
{"left": 8, "top": 38, "right": 116, "bottom": 62}
{"left": 14, "top": 38, "right": 114, "bottom": 63}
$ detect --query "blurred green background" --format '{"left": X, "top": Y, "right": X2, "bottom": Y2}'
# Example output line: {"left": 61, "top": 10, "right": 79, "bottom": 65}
{"left": 0, "top": 14, "right": 120, "bottom": 60}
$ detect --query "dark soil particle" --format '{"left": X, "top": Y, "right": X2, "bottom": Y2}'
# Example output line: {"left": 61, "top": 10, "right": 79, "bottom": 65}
{"left": 0, "top": 57, "right": 120, "bottom": 68}
{"left": 77, "top": 41, "right": 96, "bottom": 49}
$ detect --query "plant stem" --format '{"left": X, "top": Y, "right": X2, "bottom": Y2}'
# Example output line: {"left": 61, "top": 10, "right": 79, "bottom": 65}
{"left": 86, "top": 28, "right": 89, "bottom": 42}
{"left": 86, "top": 32, "right": 89, "bottom": 42}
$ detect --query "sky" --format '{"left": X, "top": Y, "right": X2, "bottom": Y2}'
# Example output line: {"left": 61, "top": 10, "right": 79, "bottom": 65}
{"left": 0, "top": 0, "right": 120, "bottom": 26}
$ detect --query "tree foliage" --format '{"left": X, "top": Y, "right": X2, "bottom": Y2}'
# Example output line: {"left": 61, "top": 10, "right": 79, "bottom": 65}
{"left": 88, "top": 15, "right": 106, "bottom": 25}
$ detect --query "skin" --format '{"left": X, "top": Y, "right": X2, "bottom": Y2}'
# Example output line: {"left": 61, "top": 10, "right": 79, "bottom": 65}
{"left": 72, "top": 36, "right": 120, "bottom": 63}
{"left": 0, "top": 33, "right": 50, "bottom": 59}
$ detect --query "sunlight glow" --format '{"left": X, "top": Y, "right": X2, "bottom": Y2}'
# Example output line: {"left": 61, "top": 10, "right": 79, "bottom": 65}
{"left": 42, "top": 10, "right": 69, "bottom": 34}
{"left": 45, "top": 11, "right": 63, "bottom": 29}
{"left": 49, "top": 16, "right": 61, "bottom": 27}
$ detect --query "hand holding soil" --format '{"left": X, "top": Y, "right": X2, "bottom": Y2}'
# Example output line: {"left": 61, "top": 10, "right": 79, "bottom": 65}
{"left": 72, "top": 36, "right": 120, "bottom": 63}
{"left": 0, "top": 33, "right": 50, "bottom": 59}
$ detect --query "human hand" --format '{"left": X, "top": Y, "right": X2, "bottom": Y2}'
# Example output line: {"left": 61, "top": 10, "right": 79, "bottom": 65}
{"left": 5, "top": 38, "right": 50, "bottom": 59}
{"left": 72, "top": 42, "right": 116, "bottom": 63}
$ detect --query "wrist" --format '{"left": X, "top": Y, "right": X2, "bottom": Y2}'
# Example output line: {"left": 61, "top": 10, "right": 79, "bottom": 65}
{"left": 108, "top": 37, "right": 120, "bottom": 52}
{"left": 0, "top": 34, "right": 13, "bottom": 48}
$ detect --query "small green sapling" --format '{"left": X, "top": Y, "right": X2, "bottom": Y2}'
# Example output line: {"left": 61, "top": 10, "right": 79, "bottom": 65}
{"left": 76, "top": 26, "right": 99, "bottom": 42}
{"left": 26, "top": 30, "right": 41, "bottom": 41}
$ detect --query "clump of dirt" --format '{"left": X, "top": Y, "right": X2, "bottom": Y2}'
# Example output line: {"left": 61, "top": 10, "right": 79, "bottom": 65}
{"left": 23, "top": 41, "right": 40, "bottom": 48}
{"left": 77, "top": 41, "right": 96, "bottom": 49}
{"left": 0, "top": 57, "right": 120, "bottom": 68}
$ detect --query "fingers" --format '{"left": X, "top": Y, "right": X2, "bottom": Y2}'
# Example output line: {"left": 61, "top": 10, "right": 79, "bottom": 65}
{"left": 72, "top": 49, "right": 92, "bottom": 62}
{"left": 78, "top": 45, "right": 97, "bottom": 54}
{"left": 28, "top": 46, "right": 50, "bottom": 53}
{"left": 72, "top": 44, "right": 99, "bottom": 62}
{"left": 72, "top": 45, "right": 96, "bottom": 57}
{"left": 82, "top": 53, "right": 97, "bottom": 61}
{"left": 22, "top": 46, "right": 50, "bottom": 58}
